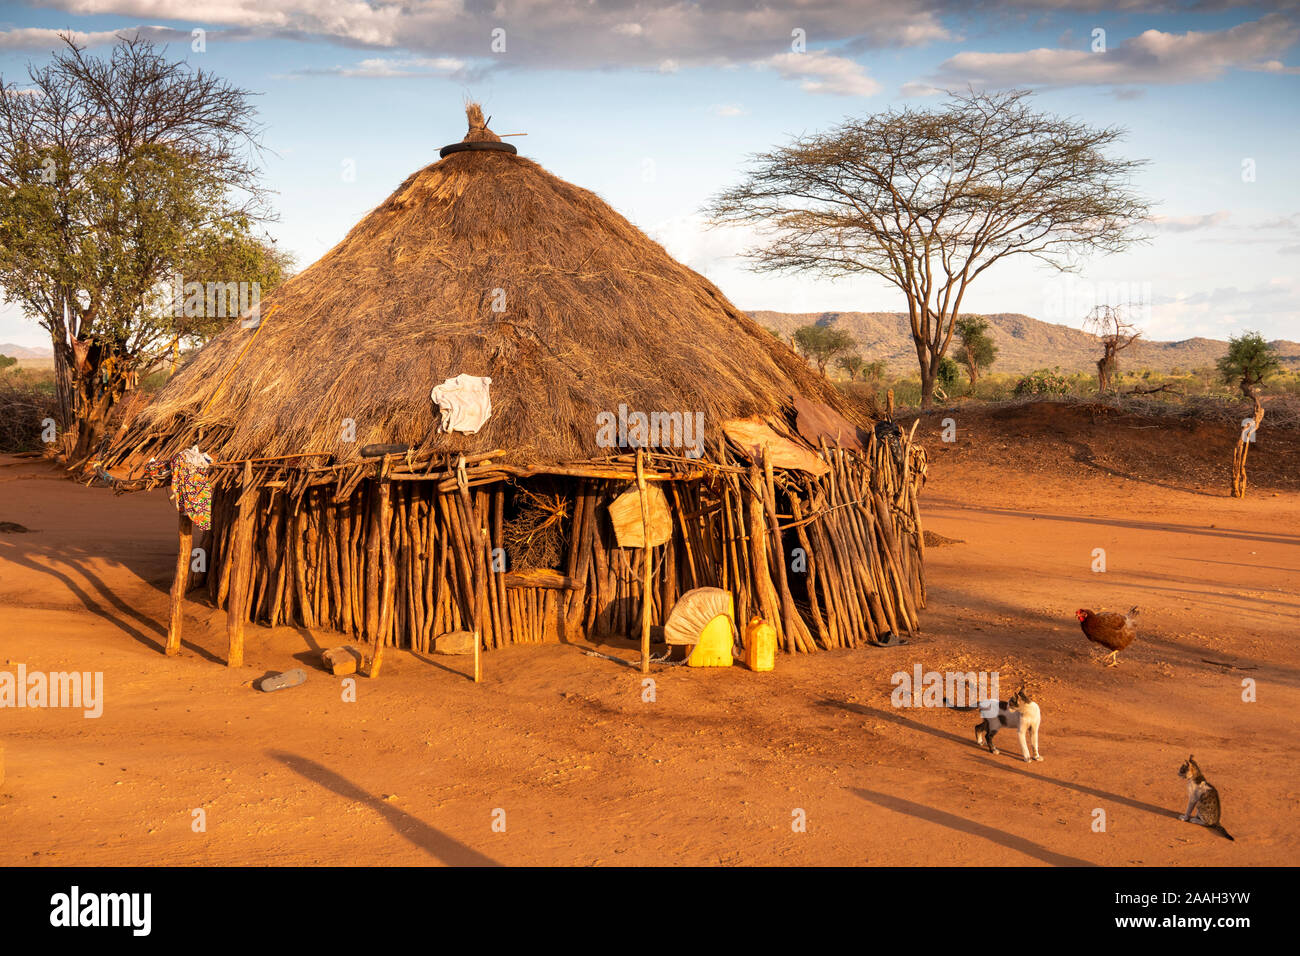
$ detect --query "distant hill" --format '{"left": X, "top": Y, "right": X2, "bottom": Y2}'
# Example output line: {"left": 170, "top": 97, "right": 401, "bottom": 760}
{"left": 748, "top": 311, "right": 1300, "bottom": 375}
{"left": 0, "top": 342, "right": 52, "bottom": 360}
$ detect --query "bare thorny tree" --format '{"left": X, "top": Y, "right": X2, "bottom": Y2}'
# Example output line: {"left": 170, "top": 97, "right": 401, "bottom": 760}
{"left": 1084, "top": 303, "right": 1141, "bottom": 392}
{"left": 707, "top": 89, "right": 1152, "bottom": 406}
{"left": 0, "top": 33, "right": 279, "bottom": 463}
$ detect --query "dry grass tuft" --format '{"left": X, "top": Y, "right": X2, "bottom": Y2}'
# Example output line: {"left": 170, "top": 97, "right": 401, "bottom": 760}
{"left": 503, "top": 485, "right": 569, "bottom": 569}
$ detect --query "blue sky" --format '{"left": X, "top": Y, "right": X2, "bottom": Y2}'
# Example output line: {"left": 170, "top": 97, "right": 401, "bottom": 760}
{"left": 1, "top": 1, "right": 1297, "bottom": 348}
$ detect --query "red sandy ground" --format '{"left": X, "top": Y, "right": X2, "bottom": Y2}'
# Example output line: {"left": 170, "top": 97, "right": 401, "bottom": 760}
{"left": 1, "top": 402, "right": 1297, "bottom": 866}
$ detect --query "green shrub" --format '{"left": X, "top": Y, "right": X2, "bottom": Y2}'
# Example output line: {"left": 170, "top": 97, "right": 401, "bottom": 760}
{"left": 937, "top": 356, "right": 962, "bottom": 389}
{"left": 1013, "top": 368, "right": 1071, "bottom": 396}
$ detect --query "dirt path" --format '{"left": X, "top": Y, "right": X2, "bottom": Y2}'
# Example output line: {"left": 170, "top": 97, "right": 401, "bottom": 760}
{"left": 1, "top": 450, "right": 1296, "bottom": 866}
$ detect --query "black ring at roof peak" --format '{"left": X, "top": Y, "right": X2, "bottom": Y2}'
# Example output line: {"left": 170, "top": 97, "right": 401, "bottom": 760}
{"left": 439, "top": 140, "right": 518, "bottom": 158}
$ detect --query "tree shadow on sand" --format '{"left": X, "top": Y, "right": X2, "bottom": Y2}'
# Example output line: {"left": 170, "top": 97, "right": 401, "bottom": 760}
{"left": 959, "top": 751, "right": 1182, "bottom": 822}
{"left": 268, "top": 750, "right": 499, "bottom": 866}
{"left": 823, "top": 697, "right": 1182, "bottom": 825}
{"left": 851, "top": 787, "right": 1097, "bottom": 866}
{"left": 928, "top": 500, "right": 1300, "bottom": 548}
{"left": 818, "top": 696, "right": 970, "bottom": 746}
{"left": 0, "top": 543, "right": 221, "bottom": 663}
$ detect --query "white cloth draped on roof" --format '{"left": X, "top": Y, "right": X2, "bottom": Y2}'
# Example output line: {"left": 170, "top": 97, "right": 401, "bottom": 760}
{"left": 431, "top": 374, "right": 493, "bottom": 434}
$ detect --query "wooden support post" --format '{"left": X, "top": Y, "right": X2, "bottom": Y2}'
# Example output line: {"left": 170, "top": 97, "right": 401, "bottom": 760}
{"left": 454, "top": 457, "right": 484, "bottom": 683}
{"left": 166, "top": 512, "right": 193, "bottom": 656}
{"left": 226, "top": 461, "right": 257, "bottom": 668}
{"left": 762, "top": 451, "right": 812, "bottom": 653}
{"left": 637, "top": 451, "right": 652, "bottom": 674}
{"left": 745, "top": 465, "right": 786, "bottom": 651}
{"left": 366, "top": 478, "right": 392, "bottom": 678}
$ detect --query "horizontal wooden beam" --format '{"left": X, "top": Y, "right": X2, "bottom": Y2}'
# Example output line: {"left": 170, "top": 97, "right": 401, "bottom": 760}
{"left": 503, "top": 569, "right": 576, "bottom": 590}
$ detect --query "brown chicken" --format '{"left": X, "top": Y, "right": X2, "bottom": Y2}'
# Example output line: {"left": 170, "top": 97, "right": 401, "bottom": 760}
{"left": 1076, "top": 606, "right": 1139, "bottom": 666}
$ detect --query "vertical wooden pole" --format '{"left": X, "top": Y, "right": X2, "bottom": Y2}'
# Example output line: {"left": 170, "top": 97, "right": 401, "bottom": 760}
{"left": 762, "top": 451, "right": 811, "bottom": 652}
{"left": 746, "top": 464, "right": 786, "bottom": 651}
{"left": 166, "top": 511, "right": 193, "bottom": 656}
{"left": 637, "top": 451, "right": 651, "bottom": 674}
{"left": 454, "top": 457, "right": 484, "bottom": 682}
{"left": 378, "top": 491, "right": 397, "bottom": 649}
{"left": 226, "top": 461, "right": 256, "bottom": 668}
{"left": 366, "top": 477, "right": 392, "bottom": 677}
{"left": 670, "top": 484, "right": 699, "bottom": 590}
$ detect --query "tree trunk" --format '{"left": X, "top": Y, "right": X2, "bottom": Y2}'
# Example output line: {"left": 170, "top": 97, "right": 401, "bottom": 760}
{"left": 70, "top": 367, "right": 113, "bottom": 465}
{"left": 67, "top": 349, "right": 133, "bottom": 466}
{"left": 47, "top": 294, "right": 79, "bottom": 436}
{"left": 166, "top": 337, "right": 181, "bottom": 378}
{"left": 1231, "top": 390, "right": 1265, "bottom": 499}
{"left": 919, "top": 372, "right": 938, "bottom": 407}
{"left": 915, "top": 339, "right": 935, "bottom": 407}
{"left": 53, "top": 342, "right": 75, "bottom": 434}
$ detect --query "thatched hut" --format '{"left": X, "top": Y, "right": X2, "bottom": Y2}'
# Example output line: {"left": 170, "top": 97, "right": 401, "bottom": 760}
{"left": 101, "top": 105, "right": 928, "bottom": 675}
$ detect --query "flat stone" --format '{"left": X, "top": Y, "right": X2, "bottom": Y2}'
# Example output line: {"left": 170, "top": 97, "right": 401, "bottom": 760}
{"left": 321, "top": 645, "right": 363, "bottom": 676}
{"left": 434, "top": 630, "right": 478, "bottom": 656}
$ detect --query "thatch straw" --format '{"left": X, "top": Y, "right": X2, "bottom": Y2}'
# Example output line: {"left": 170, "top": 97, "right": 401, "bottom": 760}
{"left": 462, "top": 102, "right": 500, "bottom": 143}
{"left": 105, "top": 103, "right": 846, "bottom": 472}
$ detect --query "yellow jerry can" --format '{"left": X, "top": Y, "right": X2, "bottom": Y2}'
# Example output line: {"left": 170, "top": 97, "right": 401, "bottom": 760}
{"left": 687, "top": 614, "right": 734, "bottom": 667}
{"left": 744, "top": 617, "right": 776, "bottom": 672}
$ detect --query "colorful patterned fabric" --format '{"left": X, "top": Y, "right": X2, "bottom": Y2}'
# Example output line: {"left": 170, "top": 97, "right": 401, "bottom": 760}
{"left": 169, "top": 447, "right": 214, "bottom": 530}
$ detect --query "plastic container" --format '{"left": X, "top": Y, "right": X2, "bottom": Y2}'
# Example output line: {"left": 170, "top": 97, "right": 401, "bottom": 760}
{"left": 687, "top": 614, "right": 734, "bottom": 667}
{"left": 744, "top": 617, "right": 776, "bottom": 672}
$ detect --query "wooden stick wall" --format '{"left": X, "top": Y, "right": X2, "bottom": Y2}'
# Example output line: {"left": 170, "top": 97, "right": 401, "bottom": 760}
{"left": 185, "top": 430, "right": 927, "bottom": 666}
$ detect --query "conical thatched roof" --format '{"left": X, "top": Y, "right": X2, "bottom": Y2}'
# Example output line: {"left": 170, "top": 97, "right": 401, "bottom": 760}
{"left": 107, "top": 105, "right": 849, "bottom": 470}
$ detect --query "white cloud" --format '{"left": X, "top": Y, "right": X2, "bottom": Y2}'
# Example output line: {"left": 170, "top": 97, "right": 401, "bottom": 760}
{"left": 1248, "top": 59, "right": 1300, "bottom": 75}
{"left": 1150, "top": 211, "right": 1231, "bottom": 233}
{"left": 926, "top": 14, "right": 1300, "bottom": 89}
{"left": 760, "top": 51, "right": 880, "bottom": 96}
{"left": 1146, "top": 277, "right": 1300, "bottom": 340}
{"left": 1257, "top": 212, "right": 1300, "bottom": 230}
{"left": 22, "top": 1, "right": 951, "bottom": 69}
{"left": 900, "top": 80, "right": 941, "bottom": 97}
{"left": 293, "top": 55, "right": 471, "bottom": 79}
{"left": 885, "top": 16, "right": 952, "bottom": 48}
{"left": 647, "top": 214, "right": 752, "bottom": 276}
{"left": 0, "top": 25, "right": 188, "bottom": 50}
{"left": 710, "top": 103, "right": 747, "bottom": 117}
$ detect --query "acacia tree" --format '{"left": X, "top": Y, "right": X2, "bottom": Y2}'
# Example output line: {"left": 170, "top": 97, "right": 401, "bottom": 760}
{"left": 1218, "top": 331, "right": 1279, "bottom": 498}
{"left": 862, "top": 359, "right": 887, "bottom": 385}
{"left": 1084, "top": 304, "right": 1141, "bottom": 392}
{"left": 707, "top": 89, "right": 1150, "bottom": 406}
{"left": 836, "top": 353, "right": 866, "bottom": 381}
{"left": 954, "top": 315, "right": 998, "bottom": 385}
{"left": 0, "top": 34, "right": 285, "bottom": 463}
{"left": 793, "top": 322, "right": 855, "bottom": 377}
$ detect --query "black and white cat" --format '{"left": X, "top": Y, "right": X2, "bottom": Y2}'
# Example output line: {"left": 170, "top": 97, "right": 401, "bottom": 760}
{"left": 1178, "top": 755, "right": 1234, "bottom": 841}
{"left": 946, "top": 684, "right": 1043, "bottom": 762}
